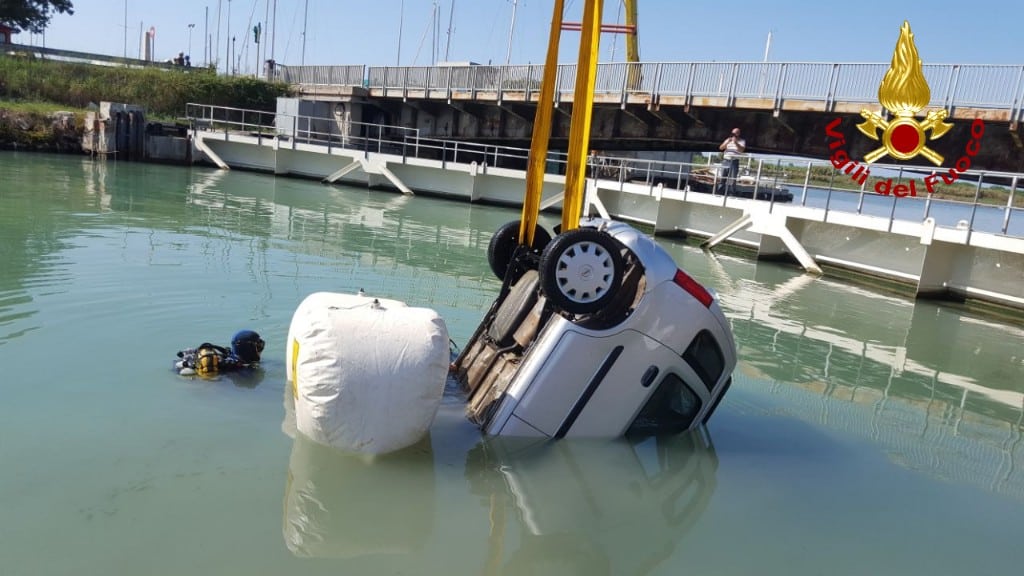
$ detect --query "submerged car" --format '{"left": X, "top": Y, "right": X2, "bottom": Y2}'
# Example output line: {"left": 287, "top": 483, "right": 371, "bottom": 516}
{"left": 453, "top": 217, "right": 737, "bottom": 438}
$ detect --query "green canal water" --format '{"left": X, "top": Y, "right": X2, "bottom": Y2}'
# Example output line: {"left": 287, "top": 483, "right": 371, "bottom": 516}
{"left": 1, "top": 152, "right": 1023, "bottom": 576}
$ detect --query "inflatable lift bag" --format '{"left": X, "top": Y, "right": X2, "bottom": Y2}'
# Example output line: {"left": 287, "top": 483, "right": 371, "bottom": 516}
{"left": 287, "top": 292, "right": 450, "bottom": 455}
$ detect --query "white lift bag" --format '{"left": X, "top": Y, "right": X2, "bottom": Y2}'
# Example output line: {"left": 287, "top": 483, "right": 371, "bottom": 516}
{"left": 287, "top": 292, "right": 449, "bottom": 454}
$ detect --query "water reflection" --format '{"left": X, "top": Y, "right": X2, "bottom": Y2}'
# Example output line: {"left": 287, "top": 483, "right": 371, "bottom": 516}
{"left": 468, "top": 433, "right": 717, "bottom": 576}
{"left": 82, "top": 158, "right": 112, "bottom": 211}
{"left": 281, "top": 387, "right": 717, "bottom": 574}
{"left": 283, "top": 433, "right": 437, "bottom": 559}
{"left": 182, "top": 167, "right": 556, "bottom": 283}
{"left": 692, "top": 251, "right": 1024, "bottom": 499}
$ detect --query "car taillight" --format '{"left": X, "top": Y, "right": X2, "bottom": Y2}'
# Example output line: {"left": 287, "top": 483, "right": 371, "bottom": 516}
{"left": 673, "top": 269, "right": 713, "bottom": 308}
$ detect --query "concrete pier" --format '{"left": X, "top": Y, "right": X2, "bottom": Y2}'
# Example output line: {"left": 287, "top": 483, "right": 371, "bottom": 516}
{"left": 187, "top": 106, "right": 1024, "bottom": 312}
{"left": 82, "top": 103, "right": 146, "bottom": 160}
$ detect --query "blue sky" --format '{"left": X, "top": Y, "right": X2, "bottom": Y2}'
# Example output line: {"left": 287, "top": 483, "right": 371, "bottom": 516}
{"left": 15, "top": 0, "right": 1023, "bottom": 73}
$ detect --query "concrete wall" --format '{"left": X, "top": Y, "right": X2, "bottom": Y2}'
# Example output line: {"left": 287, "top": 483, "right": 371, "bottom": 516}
{"left": 82, "top": 102, "right": 146, "bottom": 159}
{"left": 920, "top": 240, "right": 1024, "bottom": 302}
{"left": 276, "top": 99, "right": 343, "bottom": 139}
{"left": 146, "top": 135, "right": 190, "bottom": 163}
{"left": 798, "top": 222, "right": 928, "bottom": 279}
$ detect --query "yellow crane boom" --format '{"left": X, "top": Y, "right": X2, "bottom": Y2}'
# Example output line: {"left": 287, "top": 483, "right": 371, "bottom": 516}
{"left": 519, "top": 0, "right": 641, "bottom": 241}
{"left": 625, "top": 0, "right": 639, "bottom": 63}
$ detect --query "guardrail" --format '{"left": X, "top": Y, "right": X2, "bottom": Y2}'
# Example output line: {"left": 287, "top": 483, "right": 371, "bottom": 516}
{"left": 366, "top": 62, "right": 1024, "bottom": 113}
{"left": 186, "top": 101, "right": 567, "bottom": 167}
{"left": 269, "top": 64, "right": 365, "bottom": 86}
{"left": 1, "top": 42, "right": 182, "bottom": 70}
{"left": 185, "top": 104, "right": 1023, "bottom": 239}
{"left": 273, "top": 61, "right": 1024, "bottom": 116}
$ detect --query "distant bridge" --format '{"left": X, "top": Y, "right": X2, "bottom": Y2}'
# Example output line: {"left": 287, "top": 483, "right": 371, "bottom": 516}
{"left": 2, "top": 42, "right": 178, "bottom": 70}
{"left": 270, "top": 61, "right": 1024, "bottom": 172}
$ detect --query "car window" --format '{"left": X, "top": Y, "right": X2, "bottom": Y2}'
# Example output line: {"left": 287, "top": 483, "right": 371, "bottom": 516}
{"left": 627, "top": 373, "right": 703, "bottom": 436}
{"left": 683, "top": 330, "right": 724, "bottom": 391}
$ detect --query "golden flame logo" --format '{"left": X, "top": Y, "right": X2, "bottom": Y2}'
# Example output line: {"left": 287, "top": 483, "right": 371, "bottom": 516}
{"left": 878, "top": 22, "right": 931, "bottom": 113}
{"left": 857, "top": 21, "right": 953, "bottom": 165}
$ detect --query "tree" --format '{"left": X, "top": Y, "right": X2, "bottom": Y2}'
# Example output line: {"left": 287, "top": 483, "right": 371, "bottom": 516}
{"left": 0, "top": 0, "right": 74, "bottom": 34}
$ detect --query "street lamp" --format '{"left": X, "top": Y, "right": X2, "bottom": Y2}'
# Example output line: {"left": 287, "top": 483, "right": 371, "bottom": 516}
{"left": 187, "top": 23, "right": 195, "bottom": 60}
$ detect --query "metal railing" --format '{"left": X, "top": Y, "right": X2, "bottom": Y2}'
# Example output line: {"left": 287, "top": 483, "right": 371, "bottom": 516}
{"left": 269, "top": 64, "right": 365, "bottom": 86}
{"left": 612, "top": 153, "right": 1023, "bottom": 237}
{"left": 2, "top": 42, "right": 181, "bottom": 70}
{"left": 291, "top": 61, "right": 1024, "bottom": 115}
{"left": 184, "top": 104, "right": 1024, "bottom": 239}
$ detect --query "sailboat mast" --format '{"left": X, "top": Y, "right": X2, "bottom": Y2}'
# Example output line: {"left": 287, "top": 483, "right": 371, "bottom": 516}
{"left": 397, "top": 0, "right": 404, "bottom": 65}
{"left": 444, "top": 0, "right": 455, "bottom": 62}
{"left": 505, "top": 0, "right": 518, "bottom": 66}
{"left": 301, "top": 0, "right": 309, "bottom": 65}
{"left": 270, "top": 0, "right": 277, "bottom": 63}
{"left": 431, "top": 1, "right": 437, "bottom": 65}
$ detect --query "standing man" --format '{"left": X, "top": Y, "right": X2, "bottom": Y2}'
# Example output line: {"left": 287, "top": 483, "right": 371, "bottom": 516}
{"left": 718, "top": 128, "right": 746, "bottom": 194}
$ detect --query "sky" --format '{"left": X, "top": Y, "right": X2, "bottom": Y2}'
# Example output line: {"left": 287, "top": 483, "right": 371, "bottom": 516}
{"left": 13, "top": 0, "right": 1024, "bottom": 74}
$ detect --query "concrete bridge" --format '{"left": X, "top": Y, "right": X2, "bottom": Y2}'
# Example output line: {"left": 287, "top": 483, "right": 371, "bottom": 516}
{"left": 270, "top": 61, "right": 1024, "bottom": 172}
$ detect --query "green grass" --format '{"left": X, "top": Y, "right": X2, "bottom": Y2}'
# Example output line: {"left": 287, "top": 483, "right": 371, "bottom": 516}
{"left": 0, "top": 100, "right": 87, "bottom": 115}
{"left": 0, "top": 54, "right": 292, "bottom": 118}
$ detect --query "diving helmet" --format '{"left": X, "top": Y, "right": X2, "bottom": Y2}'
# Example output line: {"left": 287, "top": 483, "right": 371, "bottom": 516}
{"left": 231, "top": 330, "right": 265, "bottom": 363}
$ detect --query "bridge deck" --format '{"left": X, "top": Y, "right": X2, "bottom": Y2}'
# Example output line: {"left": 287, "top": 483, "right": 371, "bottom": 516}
{"left": 273, "top": 61, "right": 1024, "bottom": 125}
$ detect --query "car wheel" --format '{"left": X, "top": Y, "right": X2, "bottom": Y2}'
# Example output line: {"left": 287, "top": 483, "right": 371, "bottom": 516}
{"left": 539, "top": 228, "right": 624, "bottom": 315}
{"left": 487, "top": 220, "right": 551, "bottom": 280}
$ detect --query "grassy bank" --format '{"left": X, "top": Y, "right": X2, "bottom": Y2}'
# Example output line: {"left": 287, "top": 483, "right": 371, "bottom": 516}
{"left": 0, "top": 55, "right": 291, "bottom": 119}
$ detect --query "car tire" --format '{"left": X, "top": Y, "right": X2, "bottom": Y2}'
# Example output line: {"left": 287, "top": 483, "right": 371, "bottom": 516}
{"left": 539, "top": 228, "right": 624, "bottom": 315}
{"left": 487, "top": 220, "right": 551, "bottom": 280}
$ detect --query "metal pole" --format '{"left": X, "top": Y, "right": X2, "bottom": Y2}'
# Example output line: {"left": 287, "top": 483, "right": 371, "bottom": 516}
{"left": 753, "top": 159, "right": 763, "bottom": 198}
{"left": 923, "top": 174, "right": 933, "bottom": 220}
{"left": 263, "top": 0, "right": 270, "bottom": 67}
{"left": 769, "top": 158, "right": 781, "bottom": 213}
{"left": 271, "top": 0, "right": 277, "bottom": 64}
{"left": 856, "top": 171, "right": 866, "bottom": 213}
{"left": 301, "top": 0, "right": 309, "bottom": 65}
{"left": 824, "top": 168, "right": 836, "bottom": 218}
{"left": 216, "top": 0, "right": 222, "bottom": 70}
{"left": 431, "top": 1, "right": 438, "bottom": 65}
{"left": 188, "top": 24, "right": 195, "bottom": 60}
{"left": 226, "top": 0, "right": 232, "bottom": 75}
{"left": 205, "top": 6, "right": 209, "bottom": 66}
{"left": 967, "top": 173, "right": 984, "bottom": 236}
{"left": 505, "top": 0, "right": 518, "bottom": 67}
{"left": 1002, "top": 176, "right": 1018, "bottom": 234}
{"left": 801, "top": 160, "right": 811, "bottom": 206}
{"left": 397, "top": 0, "right": 404, "bottom": 65}
{"left": 123, "top": 0, "right": 127, "bottom": 58}
{"left": 886, "top": 166, "right": 903, "bottom": 231}
{"left": 444, "top": 0, "right": 455, "bottom": 62}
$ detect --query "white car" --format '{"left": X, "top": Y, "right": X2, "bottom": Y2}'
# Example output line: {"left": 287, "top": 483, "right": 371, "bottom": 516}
{"left": 454, "top": 217, "right": 737, "bottom": 438}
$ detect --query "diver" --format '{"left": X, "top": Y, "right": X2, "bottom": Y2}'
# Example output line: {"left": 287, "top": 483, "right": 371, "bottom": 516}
{"left": 176, "top": 329, "right": 265, "bottom": 378}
